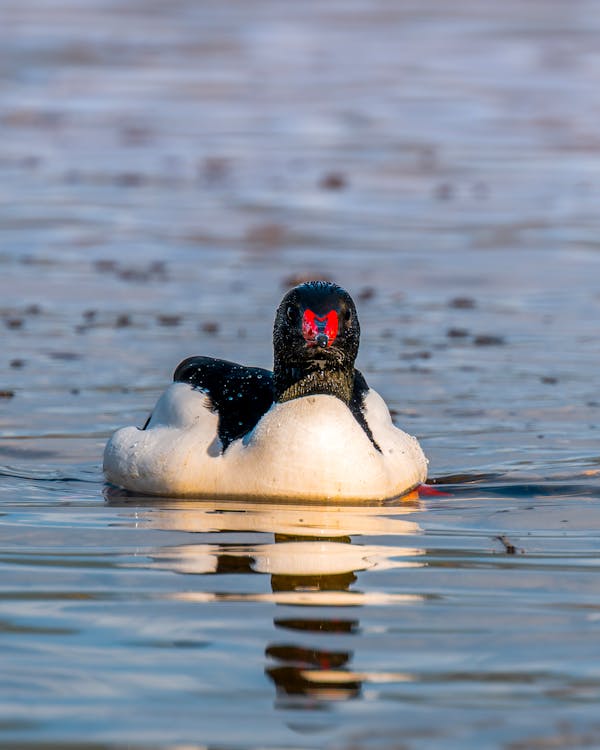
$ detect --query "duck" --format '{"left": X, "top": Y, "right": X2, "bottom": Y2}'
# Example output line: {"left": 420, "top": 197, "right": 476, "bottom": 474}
{"left": 103, "top": 281, "right": 428, "bottom": 500}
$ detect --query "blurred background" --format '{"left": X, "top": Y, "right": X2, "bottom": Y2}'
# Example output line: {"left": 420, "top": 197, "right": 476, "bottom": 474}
{"left": 2, "top": 2, "right": 600, "bottom": 748}
{"left": 2, "top": 0, "right": 599, "bottom": 476}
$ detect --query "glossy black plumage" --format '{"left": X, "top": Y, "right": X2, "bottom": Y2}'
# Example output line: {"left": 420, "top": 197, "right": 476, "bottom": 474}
{"left": 273, "top": 282, "right": 360, "bottom": 405}
{"left": 173, "top": 356, "right": 274, "bottom": 450}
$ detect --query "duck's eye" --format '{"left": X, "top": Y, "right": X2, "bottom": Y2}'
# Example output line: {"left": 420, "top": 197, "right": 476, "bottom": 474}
{"left": 286, "top": 305, "right": 298, "bottom": 323}
{"left": 344, "top": 308, "right": 352, "bottom": 325}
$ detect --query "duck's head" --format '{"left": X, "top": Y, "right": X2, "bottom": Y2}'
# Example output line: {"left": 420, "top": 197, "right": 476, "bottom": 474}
{"left": 273, "top": 281, "right": 360, "bottom": 403}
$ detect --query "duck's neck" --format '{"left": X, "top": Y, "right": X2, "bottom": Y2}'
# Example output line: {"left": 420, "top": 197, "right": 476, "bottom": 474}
{"left": 274, "top": 364, "right": 354, "bottom": 404}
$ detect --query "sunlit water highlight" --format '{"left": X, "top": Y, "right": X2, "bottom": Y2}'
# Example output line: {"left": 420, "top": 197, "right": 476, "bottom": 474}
{"left": 2, "top": 1, "right": 600, "bottom": 748}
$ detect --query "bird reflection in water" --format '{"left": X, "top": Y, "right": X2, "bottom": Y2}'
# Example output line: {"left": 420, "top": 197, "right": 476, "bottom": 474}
{"left": 105, "top": 489, "right": 425, "bottom": 709}
{"left": 266, "top": 531, "right": 362, "bottom": 706}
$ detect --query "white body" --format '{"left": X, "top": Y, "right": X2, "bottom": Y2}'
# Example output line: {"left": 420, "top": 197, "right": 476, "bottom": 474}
{"left": 103, "top": 382, "right": 427, "bottom": 501}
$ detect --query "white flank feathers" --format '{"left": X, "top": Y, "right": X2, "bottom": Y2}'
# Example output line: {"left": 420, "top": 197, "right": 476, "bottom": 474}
{"left": 103, "top": 382, "right": 427, "bottom": 501}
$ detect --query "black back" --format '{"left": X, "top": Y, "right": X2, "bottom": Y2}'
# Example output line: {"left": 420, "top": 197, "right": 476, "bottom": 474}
{"left": 173, "top": 356, "right": 380, "bottom": 453}
{"left": 173, "top": 356, "right": 274, "bottom": 451}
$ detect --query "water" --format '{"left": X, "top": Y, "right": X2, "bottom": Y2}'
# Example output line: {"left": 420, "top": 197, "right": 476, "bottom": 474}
{"left": 1, "top": 1, "right": 600, "bottom": 747}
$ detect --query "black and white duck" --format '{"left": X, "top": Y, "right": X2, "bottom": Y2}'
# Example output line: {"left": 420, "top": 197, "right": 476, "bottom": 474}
{"left": 103, "top": 281, "right": 427, "bottom": 500}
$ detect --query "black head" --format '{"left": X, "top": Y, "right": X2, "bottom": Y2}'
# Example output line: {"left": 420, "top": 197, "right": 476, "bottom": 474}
{"left": 273, "top": 281, "right": 360, "bottom": 402}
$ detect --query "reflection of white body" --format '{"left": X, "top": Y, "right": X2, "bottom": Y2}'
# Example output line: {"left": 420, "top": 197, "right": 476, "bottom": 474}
{"left": 122, "top": 496, "right": 426, "bottom": 606}
{"left": 154, "top": 541, "right": 424, "bottom": 577}
{"left": 104, "top": 382, "right": 427, "bottom": 501}
{"left": 143, "top": 496, "right": 422, "bottom": 537}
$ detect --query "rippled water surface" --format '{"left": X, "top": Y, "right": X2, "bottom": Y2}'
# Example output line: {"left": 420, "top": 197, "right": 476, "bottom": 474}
{"left": 2, "top": 1, "right": 600, "bottom": 748}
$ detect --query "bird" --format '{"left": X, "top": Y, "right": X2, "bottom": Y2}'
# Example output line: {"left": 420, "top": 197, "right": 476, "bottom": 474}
{"left": 103, "top": 281, "right": 428, "bottom": 500}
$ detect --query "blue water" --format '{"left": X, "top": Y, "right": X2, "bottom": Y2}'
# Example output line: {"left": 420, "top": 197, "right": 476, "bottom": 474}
{"left": 2, "top": 1, "right": 600, "bottom": 748}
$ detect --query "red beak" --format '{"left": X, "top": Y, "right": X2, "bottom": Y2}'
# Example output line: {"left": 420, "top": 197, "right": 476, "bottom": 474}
{"left": 302, "top": 309, "right": 339, "bottom": 347}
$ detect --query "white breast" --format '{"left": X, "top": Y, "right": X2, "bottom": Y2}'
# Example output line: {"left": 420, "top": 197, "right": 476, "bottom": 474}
{"left": 103, "top": 382, "right": 427, "bottom": 500}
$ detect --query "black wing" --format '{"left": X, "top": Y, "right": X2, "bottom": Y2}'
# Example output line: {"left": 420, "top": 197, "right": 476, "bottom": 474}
{"left": 349, "top": 369, "right": 382, "bottom": 453}
{"left": 173, "top": 356, "right": 274, "bottom": 451}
